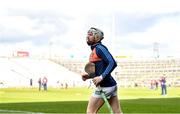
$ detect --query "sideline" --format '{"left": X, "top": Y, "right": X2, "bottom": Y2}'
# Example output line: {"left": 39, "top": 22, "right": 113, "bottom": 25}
{"left": 0, "top": 109, "right": 43, "bottom": 113}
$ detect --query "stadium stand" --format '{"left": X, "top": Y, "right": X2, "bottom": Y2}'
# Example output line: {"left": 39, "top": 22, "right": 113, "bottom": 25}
{"left": 0, "top": 57, "right": 87, "bottom": 88}
{"left": 1, "top": 56, "right": 180, "bottom": 88}
{"left": 51, "top": 57, "right": 180, "bottom": 87}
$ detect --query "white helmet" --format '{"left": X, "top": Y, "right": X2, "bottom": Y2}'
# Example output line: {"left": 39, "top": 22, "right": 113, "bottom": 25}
{"left": 87, "top": 27, "right": 104, "bottom": 43}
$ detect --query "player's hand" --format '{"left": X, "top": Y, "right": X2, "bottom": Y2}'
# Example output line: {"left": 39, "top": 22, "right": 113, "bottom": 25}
{"left": 81, "top": 73, "right": 89, "bottom": 81}
{"left": 92, "top": 76, "right": 103, "bottom": 86}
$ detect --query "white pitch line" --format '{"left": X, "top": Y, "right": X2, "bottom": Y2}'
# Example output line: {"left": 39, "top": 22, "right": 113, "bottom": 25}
{"left": 0, "top": 109, "right": 44, "bottom": 113}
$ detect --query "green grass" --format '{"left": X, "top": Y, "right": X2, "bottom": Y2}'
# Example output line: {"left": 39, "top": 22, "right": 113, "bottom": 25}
{"left": 0, "top": 87, "right": 180, "bottom": 113}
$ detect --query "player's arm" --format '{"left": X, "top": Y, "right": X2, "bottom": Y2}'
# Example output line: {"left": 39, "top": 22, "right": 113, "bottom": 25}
{"left": 92, "top": 46, "right": 117, "bottom": 86}
{"left": 96, "top": 45, "right": 117, "bottom": 79}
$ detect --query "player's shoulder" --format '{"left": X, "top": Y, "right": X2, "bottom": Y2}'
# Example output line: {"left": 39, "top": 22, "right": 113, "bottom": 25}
{"left": 96, "top": 43, "right": 108, "bottom": 51}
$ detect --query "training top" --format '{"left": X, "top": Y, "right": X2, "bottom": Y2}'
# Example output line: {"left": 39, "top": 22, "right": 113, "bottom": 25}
{"left": 89, "top": 42, "right": 117, "bottom": 87}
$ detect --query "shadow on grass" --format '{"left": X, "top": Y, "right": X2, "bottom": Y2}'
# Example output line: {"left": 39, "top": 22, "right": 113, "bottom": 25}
{"left": 0, "top": 97, "right": 180, "bottom": 113}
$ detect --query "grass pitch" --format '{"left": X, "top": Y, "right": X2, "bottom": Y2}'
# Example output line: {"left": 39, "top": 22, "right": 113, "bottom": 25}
{"left": 0, "top": 87, "right": 180, "bottom": 113}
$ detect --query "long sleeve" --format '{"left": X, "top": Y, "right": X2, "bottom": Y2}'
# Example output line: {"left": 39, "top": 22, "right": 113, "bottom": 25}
{"left": 96, "top": 45, "right": 117, "bottom": 78}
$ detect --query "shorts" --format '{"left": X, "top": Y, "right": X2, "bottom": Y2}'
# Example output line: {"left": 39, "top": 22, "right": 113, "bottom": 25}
{"left": 92, "top": 85, "right": 117, "bottom": 99}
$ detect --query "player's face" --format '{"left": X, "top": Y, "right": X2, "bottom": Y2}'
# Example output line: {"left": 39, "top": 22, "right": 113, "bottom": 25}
{"left": 86, "top": 32, "right": 95, "bottom": 45}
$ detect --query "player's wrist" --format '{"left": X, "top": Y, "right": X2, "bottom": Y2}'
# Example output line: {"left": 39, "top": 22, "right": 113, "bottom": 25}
{"left": 99, "top": 75, "right": 103, "bottom": 80}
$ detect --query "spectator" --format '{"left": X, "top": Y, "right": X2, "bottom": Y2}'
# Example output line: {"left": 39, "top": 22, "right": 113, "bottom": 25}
{"left": 61, "top": 83, "right": 64, "bottom": 89}
{"left": 65, "top": 82, "right": 68, "bottom": 89}
{"left": 30, "top": 78, "right": 33, "bottom": 87}
{"left": 42, "top": 76, "right": 48, "bottom": 91}
{"left": 160, "top": 74, "right": 167, "bottom": 95}
{"left": 38, "top": 78, "right": 42, "bottom": 91}
{"left": 155, "top": 80, "right": 158, "bottom": 90}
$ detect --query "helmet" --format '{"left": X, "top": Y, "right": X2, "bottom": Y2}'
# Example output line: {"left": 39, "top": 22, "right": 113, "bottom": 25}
{"left": 87, "top": 27, "right": 104, "bottom": 43}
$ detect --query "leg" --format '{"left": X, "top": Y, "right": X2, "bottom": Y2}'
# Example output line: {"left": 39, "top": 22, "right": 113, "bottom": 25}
{"left": 86, "top": 96, "right": 104, "bottom": 114}
{"left": 45, "top": 84, "right": 47, "bottom": 91}
{"left": 109, "top": 96, "right": 122, "bottom": 114}
{"left": 161, "top": 86, "right": 163, "bottom": 95}
{"left": 164, "top": 85, "right": 167, "bottom": 95}
{"left": 39, "top": 84, "right": 41, "bottom": 91}
{"left": 162, "top": 85, "right": 165, "bottom": 95}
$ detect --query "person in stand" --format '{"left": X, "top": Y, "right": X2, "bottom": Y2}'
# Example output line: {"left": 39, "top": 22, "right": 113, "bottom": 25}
{"left": 82, "top": 27, "right": 122, "bottom": 114}
{"left": 42, "top": 76, "right": 48, "bottom": 91}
